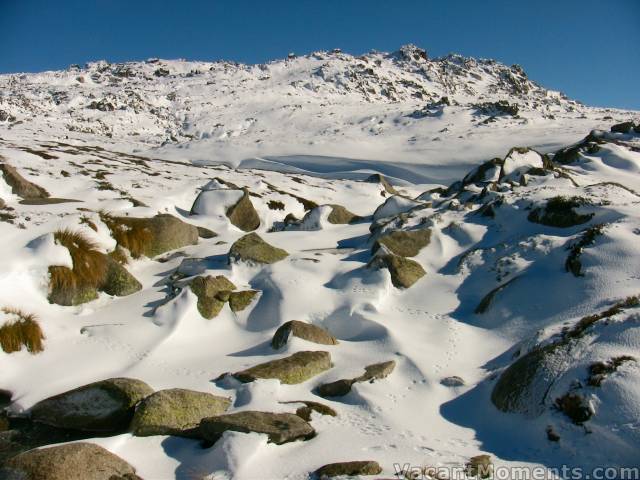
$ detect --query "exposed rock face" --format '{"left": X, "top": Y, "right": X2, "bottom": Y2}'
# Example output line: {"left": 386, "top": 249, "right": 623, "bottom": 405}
{"left": 373, "top": 229, "right": 431, "bottom": 257}
{"left": 367, "top": 251, "right": 426, "bottom": 288}
{"left": 314, "top": 460, "right": 382, "bottom": 478}
{"left": 131, "top": 388, "right": 231, "bottom": 437}
{"left": 233, "top": 351, "right": 332, "bottom": 384}
{"left": 30, "top": 378, "right": 154, "bottom": 432}
{"left": 102, "top": 257, "right": 142, "bottom": 296}
{"left": 226, "top": 189, "right": 261, "bottom": 231}
{"left": 317, "top": 361, "right": 396, "bottom": 398}
{"left": 0, "top": 442, "right": 141, "bottom": 480}
{"left": 228, "top": 290, "right": 259, "bottom": 312}
{"left": 103, "top": 213, "right": 199, "bottom": 258}
{"left": 228, "top": 233, "right": 289, "bottom": 265}
{"left": 271, "top": 320, "right": 338, "bottom": 349}
{"left": 326, "top": 204, "right": 361, "bottom": 224}
{"left": 199, "top": 411, "right": 315, "bottom": 445}
{"left": 0, "top": 163, "right": 50, "bottom": 199}
{"left": 189, "top": 275, "right": 236, "bottom": 319}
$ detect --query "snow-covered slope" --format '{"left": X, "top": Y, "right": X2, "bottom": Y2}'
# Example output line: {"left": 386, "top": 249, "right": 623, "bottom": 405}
{"left": 1, "top": 46, "right": 640, "bottom": 479}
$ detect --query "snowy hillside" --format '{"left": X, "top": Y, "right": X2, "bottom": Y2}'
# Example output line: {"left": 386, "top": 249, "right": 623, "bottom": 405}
{"left": 0, "top": 46, "right": 640, "bottom": 479}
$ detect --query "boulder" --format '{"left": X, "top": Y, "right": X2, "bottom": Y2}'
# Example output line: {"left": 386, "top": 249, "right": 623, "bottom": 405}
{"left": 226, "top": 189, "right": 261, "bottom": 231}
{"left": 228, "top": 290, "right": 259, "bottom": 312}
{"left": 326, "top": 204, "right": 361, "bottom": 224}
{"left": 199, "top": 411, "right": 315, "bottom": 445}
{"left": 314, "top": 460, "right": 382, "bottom": 478}
{"left": 372, "top": 195, "right": 424, "bottom": 221}
{"left": 356, "top": 360, "right": 396, "bottom": 382}
{"left": 610, "top": 121, "right": 635, "bottom": 134}
{"left": 271, "top": 320, "right": 338, "bottom": 349}
{"left": 103, "top": 213, "right": 198, "bottom": 258}
{"left": 440, "top": 376, "right": 465, "bottom": 387}
{"left": 189, "top": 275, "right": 236, "bottom": 319}
{"left": 316, "top": 379, "right": 355, "bottom": 398}
{"left": 30, "top": 378, "right": 153, "bottom": 432}
{"left": 0, "top": 442, "right": 141, "bottom": 480}
{"left": 101, "top": 257, "right": 142, "bottom": 297}
{"left": 373, "top": 229, "right": 431, "bottom": 257}
{"left": 196, "top": 226, "right": 218, "bottom": 239}
{"left": 0, "top": 163, "right": 50, "bottom": 199}
{"left": 233, "top": 351, "right": 331, "bottom": 385}
{"left": 131, "top": 388, "right": 231, "bottom": 437}
{"left": 228, "top": 233, "right": 288, "bottom": 265}
{"left": 367, "top": 251, "right": 426, "bottom": 288}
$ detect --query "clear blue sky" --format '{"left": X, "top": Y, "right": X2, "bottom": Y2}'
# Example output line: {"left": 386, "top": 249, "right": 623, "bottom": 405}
{"left": 1, "top": 0, "right": 639, "bottom": 109}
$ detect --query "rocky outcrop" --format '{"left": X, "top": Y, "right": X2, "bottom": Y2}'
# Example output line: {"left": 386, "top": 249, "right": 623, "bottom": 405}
{"left": 228, "top": 233, "right": 288, "bottom": 265}
{"left": 317, "top": 361, "right": 396, "bottom": 398}
{"left": 30, "top": 378, "right": 153, "bottom": 432}
{"left": 271, "top": 320, "right": 338, "bottom": 349}
{"left": 372, "top": 229, "right": 431, "bottom": 257}
{"left": 0, "top": 163, "right": 50, "bottom": 199}
{"left": 326, "top": 204, "right": 361, "bottom": 224}
{"left": 0, "top": 442, "right": 141, "bottom": 480}
{"left": 367, "top": 250, "right": 426, "bottom": 288}
{"left": 234, "top": 351, "right": 331, "bottom": 384}
{"left": 528, "top": 196, "right": 594, "bottom": 228}
{"left": 314, "top": 460, "right": 382, "bottom": 478}
{"left": 189, "top": 275, "right": 236, "bottom": 319}
{"left": 131, "top": 388, "right": 231, "bottom": 437}
{"left": 199, "top": 411, "right": 315, "bottom": 445}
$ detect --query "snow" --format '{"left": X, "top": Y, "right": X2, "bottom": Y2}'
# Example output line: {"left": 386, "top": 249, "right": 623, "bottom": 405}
{"left": 0, "top": 47, "right": 639, "bottom": 479}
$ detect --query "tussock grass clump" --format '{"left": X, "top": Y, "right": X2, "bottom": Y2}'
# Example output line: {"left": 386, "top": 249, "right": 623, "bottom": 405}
{"left": 50, "top": 229, "right": 108, "bottom": 290}
{"left": 0, "top": 308, "right": 44, "bottom": 354}
{"left": 100, "top": 213, "right": 153, "bottom": 259}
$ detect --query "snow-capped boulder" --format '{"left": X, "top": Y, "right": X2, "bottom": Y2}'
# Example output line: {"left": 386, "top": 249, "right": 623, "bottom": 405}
{"left": 372, "top": 195, "right": 424, "bottom": 221}
{"left": 499, "top": 147, "right": 546, "bottom": 182}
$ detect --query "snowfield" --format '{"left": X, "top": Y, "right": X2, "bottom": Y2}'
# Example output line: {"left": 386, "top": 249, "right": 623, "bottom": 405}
{"left": 0, "top": 46, "right": 639, "bottom": 479}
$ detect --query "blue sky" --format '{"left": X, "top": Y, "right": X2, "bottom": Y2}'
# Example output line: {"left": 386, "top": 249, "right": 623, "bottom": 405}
{"left": 1, "top": 0, "right": 639, "bottom": 109}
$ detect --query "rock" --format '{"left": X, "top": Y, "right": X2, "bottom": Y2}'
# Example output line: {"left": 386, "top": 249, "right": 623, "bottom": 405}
{"left": 271, "top": 320, "right": 338, "bottom": 349}
{"left": 0, "top": 389, "right": 12, "bottom": 408}
{"left": 555, "top": 393, "right": 593, "bottom": 424}
{"left": 499, "top": 147, "right": 546, "bottom": 182}
{"left": 228, "top": 233, "right": 288, "bottom": 265}
{"left": 131, "top": 388, "right": 231, "bottom": 437}
{"left": 316, "top": 379, "right": 355, "bottom": 398}
{"left": 281, "top": 400, "right": 337, "bottom": 421}
{"left": 0, "top": 163, "right": 50, "bottom": 199}
{"left": 101, "top": 257, "right": 142, "bottom": 297}
{"left": 196, "top": 226, "right": 218, "bottom": 239}
{"left": 368, "top": 251, "right": 426, "bottom": 288}
{"left": 440, "top": 376, "right": 465, "bottom": 387}
{"left": 314, "top": 460, "right": 382, "bottom": 478}
{"left": 30, "top": 378, "right": 153, "bottom": 432}
{"left": 233, "top": 351, "right": 332, "bottom": 385}
{"left": 610, "top": 121, "right": 635, "bottom": 134}
{"left": 103, "top": 213, "right": 199, "bottom": 258}
{"left": 373, "top": 229, "right": 431, "bottom": 257}
{"left": 228, "top": 290, "right": 259, "bottom": 312}
{"left": 326, "top": 204, "right": 361, "bottom": 224}
{"left": 356, "top": 360, "right": 396, "bottom": 382}
{"left": 226, "top": 189, "right": 261, "bottom": 231}
{"left": 365, "top": 173, "right": 397, "bottom": 195}
{"left": 199, "top": 411, "right": 315, "bottom": 445}
{"left": 189, "top": 275, "right": 236, "bottom": 319}
{"left": 372, "top": 195, "right": 424, "bottom": 221}
{"left": 466, "top": 455, "right": 493, "bottom": 479}
{"left": 0, "top": 442, "right": 141, "bottom": 480}
{"left": 528, "top": 196, "right": 594, "bottom": 228}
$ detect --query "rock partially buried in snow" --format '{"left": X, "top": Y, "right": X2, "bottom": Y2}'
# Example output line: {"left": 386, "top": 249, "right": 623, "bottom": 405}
{"left": 196, "top": 226, "right": 218, "bottom": 239}
{"left": 226, "top": 189, "right": 261, "bottom": 231}
{"left": 191, "top": 187, "right": 260, "bottom": 232}
{"left": 233, "top": 351, "right": 332, "bottom": 384}
{"left": 440, "top": 376, "right": 465, "bottom": 387}
{"left": 326, "top": 204, "right": 361, "bottom": 224}
{"left": 281, "top": 400, "right": 337, "bottom": 421}
{"left": 373, "top": 228, "right": 431, "bottom": 257}
{"left": 271, "top": 320, "right": 338, "bottom": 349}
{"left": 189, "top": 275, "right": 236, "bottom": 319}
{"left": 499, "top": 147, "right": 548, "bottom": 182}
{"left": 365, "top": 173, "right": 397, "bottom": 195}
{"left": 372, "top": 195, "right": 424, "bottom": 221}
{"left": 0, "top": 442, "right": 141, "bottom": 480}
{"left": 314, "top": 460, "right": 382, "bottom": 478}
{"left": 316, "top": 379, "right": 355, "bottom": 398}
{"left": 30, "top": 378, "right": 154, "bottom": 432}
{"left": 102, "top": 257, "right": 142, "bottom": 297}
{"left": 131, "top": 388, "right": 231, "bottom": 437}
{"left": 367, "top": 250, "right": 426, "bottom": 288}
{"left": 199, "top": 411, "right": 315, "bottom": 445}
{"left": 466, "top": 454, "right": 493, "bottom": 479}
{"left": 317, "top": 360, "right": 396, "bottom": 398}
{"left": 229, "top": 290, "right": 259, "bottom": 312}
{"left": 0, "top": 162, "right": 50, "bottom": 199}
{"left": 528, "top": 196, "right": 594, "bottom": 228}
{"left": 228, "top": 233, "right": 288, "bottom": 265}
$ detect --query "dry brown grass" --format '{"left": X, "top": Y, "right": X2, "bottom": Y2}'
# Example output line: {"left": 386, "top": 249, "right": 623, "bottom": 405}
{"left": 0, "top": 308, "right": 44, "bottom": 354}
{"left": 50, "top": 229, "right": 109, "bottom": 292}
{"left": 100, "top": 212, "right": 152, "bottom": 259}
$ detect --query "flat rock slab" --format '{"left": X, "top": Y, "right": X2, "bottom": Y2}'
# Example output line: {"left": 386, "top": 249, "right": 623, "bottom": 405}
{"left": 131, "top": 388, "right": 231, "bottom": 437}
{"left": 234, "top": 351, "right": 331, "bottom": 385}
{"left": 200, "top": 411, "right": 315, "bottom": 445}
{"left": 0, "top": 442, "right": 141, "bottom": 480}
{"left": 30, "top": 378, "right": 153, "bottom": 432}
{"left": 314, "top": 460, "right": 382, "bottom": 478}
{"left": 228, "top": 233, "right": 288, "bottom": 265}
{"left": 271, "top": 320, "right": 338, "bottom": 349}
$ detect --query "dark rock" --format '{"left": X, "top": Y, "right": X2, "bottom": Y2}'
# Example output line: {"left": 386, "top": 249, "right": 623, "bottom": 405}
{"left": 281, "top": 400, "right": 337, "bottom": 421}
{"left": 610, "top": 121, "right": 635, "bottom": 134}
{"left": 226, "top": 189, "right": 260, "bottom": 232}
{"left": 528, "top": 196, "right": 594, "bottom": 228}
{"left": 271, "top": 320, "right": 338, "bottom": 349}
{"left": 316, "top": 379, "right": 355, "bottom": 398}
{"left": 196, "top": 226, "right": 218, "bottom": 239}
{"left": 440, "top": 376, "right": 465, "bottom": 387}
{"left": 555, "top": 393, "right": 593, "bottom": 424}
